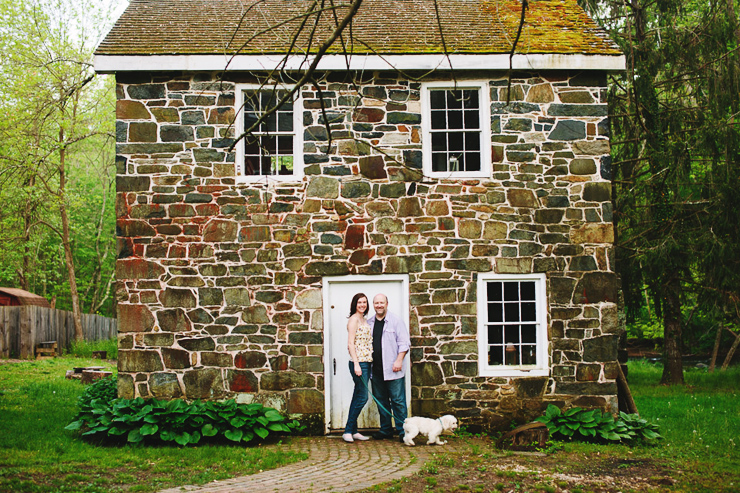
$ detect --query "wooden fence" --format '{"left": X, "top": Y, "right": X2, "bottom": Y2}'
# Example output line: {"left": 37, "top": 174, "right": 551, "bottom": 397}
{"left": 0, "top": 306, "right": 117, "bottom": 359}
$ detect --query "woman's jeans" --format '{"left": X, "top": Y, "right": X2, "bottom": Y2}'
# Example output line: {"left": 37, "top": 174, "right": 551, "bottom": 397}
{"left": 344, "top": 361, "right": 371, "bottom": 434}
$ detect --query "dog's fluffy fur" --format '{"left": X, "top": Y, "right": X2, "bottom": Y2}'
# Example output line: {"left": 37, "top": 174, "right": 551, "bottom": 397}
{"left": 402, "top": 415, "right": 458, "bottom": 446}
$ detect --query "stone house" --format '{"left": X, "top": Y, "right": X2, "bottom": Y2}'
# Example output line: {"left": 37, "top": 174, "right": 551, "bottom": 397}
{"left": 96, "top": 0, "right": 625, "bottom": 433}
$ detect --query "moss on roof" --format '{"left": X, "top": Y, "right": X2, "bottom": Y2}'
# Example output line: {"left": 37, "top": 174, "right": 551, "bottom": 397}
{"left": 95, "top": 0, "right": 622, "bottom": 57}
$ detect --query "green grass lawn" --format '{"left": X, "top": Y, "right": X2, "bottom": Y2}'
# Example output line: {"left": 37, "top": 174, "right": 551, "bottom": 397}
{"left": 628, "top": 360, "right": 740, "bottom": 485}
{"left": 555, "top": 360, "right": 740, "bottom": 492}
{"left": 0, "top": 358, "right": 307, "bottom": 493}
{"left": 1, "top": 356, "right": 738, "bottom": 493}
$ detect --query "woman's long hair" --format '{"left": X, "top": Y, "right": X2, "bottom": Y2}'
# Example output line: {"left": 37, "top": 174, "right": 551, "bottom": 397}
{"left": 349, "top": 293, "right": 369, "bottom": 317}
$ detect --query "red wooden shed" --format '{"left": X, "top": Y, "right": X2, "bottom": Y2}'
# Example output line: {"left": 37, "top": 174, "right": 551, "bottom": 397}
{"left": 0, "top": 288, "right": 51, "bottom": 308}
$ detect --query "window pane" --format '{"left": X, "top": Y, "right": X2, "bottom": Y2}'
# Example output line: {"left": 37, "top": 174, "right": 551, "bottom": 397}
{"left": 432, "top": 133, "right": 447, "bottom": 152}
{"left": 276, "top": 156, "right": 293, "bottom": 174}
{"left": 488, "top": 325, "right": 503, "bottom": 344}
{"left": 487, "top": 281, "right": 502, "bottom": 301}
{"left": 260, "top": 91, "right": 277, "bottom": 108}
{"left": 447, "top": 90, "right": 463, "bottom": 109}
{"left": 244, "top": 155, "right": 260, "bottom": 175}
{"left": 430, "top": 90, "right": 446, "bottom": 109}
{"left": 464, "top": 110, "right": 479, "bottom": 129}
{"left": 431, "top": 110, "right": 447, "bottom": 130}
{"left": 463, "top": 151, "right": 481, "bottom": 172}
{"left": 260, "top": 135, "right": 277, "bottom": 155}
{"left": 504, "top": 303, "right": 520, "bottom": 322}
{"left": 522, "top": 345, "right": 536, "bottom": 365}
{"left": 521, "top": 302, "right": 536, "bottom": 322}
{"left": 259, "top": 155, "right": 271, "bottom": 175}
{"left": 489, "top": 345, "right": 504, "bottom": 365}
{"left": 244, "top": 112, "right": 259, "bottom": 130}
{"left": 465, "top": 132, "right": 480, "bottom": 151}
{"left": 263, "top": 112, "right": 277, "bottom": 132}
{"left": 277, "top": 135, "right": 293, "bottom": 154}
{"left": 522, "top": 325, "right": 537, "bottom": 343}
{"left": 243, "top": 93, "right": 258, "bottom": 112}
{"left": 504, "top": 282, "right": 519, "bottom": 301}
{"left": 520, "top": 282, "right": 536, "bottom": 300}
{"left": 448, "top": 110, "right": 463, "bottom": 129}
{"left": 449, "top": 132, "right": 464, "bottom": 151}
{"left": 504, "top": 325, "right": 520, "bottom": 344}
{"left": 488, "top": 303, "right": 503, "bottom": 323}
{"left": 505, "top": 344, "right": 520, "bottom": 365}
{"left": 431, "top": 153, "right": 447, "bottom": 172}
{"left": 463, "top": 90, "right": 479, "bottom": 109}
{"left": 277, "top": 112, "right": 293, "bottom": 131}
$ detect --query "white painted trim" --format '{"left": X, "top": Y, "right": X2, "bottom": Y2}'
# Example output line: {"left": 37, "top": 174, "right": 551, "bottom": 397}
{"left": 234, "top": 83, "right": 304, "bottom": 182}
{"left": 95, "top": 53, "right": 626, "bottom": 73}
{"left": 476, "top": 272, "right": 550, "bottom": 378}
{"left": 322, "top": 274, "right": 411, "bottom": 434}
{"left": 421, "top": 80, "right": 492, "bottom": 179}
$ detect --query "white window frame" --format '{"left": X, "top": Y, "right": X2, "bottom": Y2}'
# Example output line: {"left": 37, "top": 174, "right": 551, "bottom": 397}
{"left": 421, "top": 80, "right": 491, "bottom": 179}
{"left": 477, "top": 272, "right": 549, "bottom": 377}
{"left": 235, "top": 84, "right": 303, "bottom": 182}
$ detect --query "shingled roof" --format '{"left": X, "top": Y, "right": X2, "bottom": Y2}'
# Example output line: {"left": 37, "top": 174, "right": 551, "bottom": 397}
{"left": 0, "top": 288, "right": 51, "bottom": 307}
{"left": 95, "top": 0, "right": 624, "bottom": 72}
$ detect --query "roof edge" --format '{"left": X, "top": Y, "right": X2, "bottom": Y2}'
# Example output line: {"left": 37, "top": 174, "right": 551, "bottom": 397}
{"left": 95, "top": 53, "right": 626, "bottom": 74}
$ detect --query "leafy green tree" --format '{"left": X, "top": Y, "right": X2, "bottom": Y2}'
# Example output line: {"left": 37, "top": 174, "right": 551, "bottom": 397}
{"left": 585, "top": 0, "right": 740, "bottom": 383}
{"left": 0, "top": 0, "right": 119, "bottom": 326}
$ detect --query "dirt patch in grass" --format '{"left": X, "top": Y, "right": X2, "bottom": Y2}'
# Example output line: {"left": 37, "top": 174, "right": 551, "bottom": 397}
{"left": 366, "top": 444, "right": 685, "bottom": 493}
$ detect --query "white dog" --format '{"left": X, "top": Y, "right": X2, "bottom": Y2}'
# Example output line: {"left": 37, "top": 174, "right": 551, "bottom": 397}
{"left": 402, "top": 414, "right": 458, "bottom": 446}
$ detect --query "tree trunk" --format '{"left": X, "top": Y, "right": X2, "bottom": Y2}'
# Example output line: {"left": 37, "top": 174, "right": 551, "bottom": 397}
{"left": 721, "top": 329, "right": 740, "bottom": 371}
{"left": 58, "top": 127, "right": 84, "bottom": 342}
{"left": 708, "top": 324, "right": 723, "bottom": 372}
{"left": 660, "top": 278, "right": 684, "bottom": 385}
{"left": 19, "top": 175, "right": 36, "bottom": 292}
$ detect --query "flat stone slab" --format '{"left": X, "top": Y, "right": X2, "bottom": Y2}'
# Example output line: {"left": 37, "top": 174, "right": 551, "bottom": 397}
{"left": 72, "top": 366, "right": 106, "bottom": 373}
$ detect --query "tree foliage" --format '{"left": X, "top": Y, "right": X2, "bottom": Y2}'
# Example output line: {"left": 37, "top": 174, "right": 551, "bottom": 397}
{"left": 0, "top": 0, "right": 118, "bottom": 319}
{"left": 587, "top": 0, "right": 740, "bottom": 382}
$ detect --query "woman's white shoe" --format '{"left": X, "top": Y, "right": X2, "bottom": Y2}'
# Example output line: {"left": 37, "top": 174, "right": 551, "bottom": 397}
{"left": 342, "top": 433, "right": 354, "bottom": 443}
{"left": 352, "top": 433, "right": 370, "bottom": 441}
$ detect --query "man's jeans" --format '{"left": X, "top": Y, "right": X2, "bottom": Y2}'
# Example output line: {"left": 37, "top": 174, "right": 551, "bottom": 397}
{"left": 371, "top": 373, "right": 407, "bottom": 437}
{"left": 344, "top": 361, "right": 371, "bottom": 434}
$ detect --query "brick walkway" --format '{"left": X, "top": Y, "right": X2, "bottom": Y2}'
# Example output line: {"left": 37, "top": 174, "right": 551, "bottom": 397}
{"left": 159, "top": 436, "right": 470, "bottom": 493}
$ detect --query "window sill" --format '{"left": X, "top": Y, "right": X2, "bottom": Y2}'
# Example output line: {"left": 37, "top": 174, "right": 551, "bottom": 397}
{"left": 424, "top": 171, "right": 491, "bottom": 179}
{"left": 234, "top": 175, "right": 305, "bottom": 185}
{"left": 478, "top": 367, "right": 549, "bottom": 378}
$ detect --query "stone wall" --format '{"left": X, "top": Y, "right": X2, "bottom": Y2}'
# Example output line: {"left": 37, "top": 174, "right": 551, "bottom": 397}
{"left": 115, "top": 70, "right": 620, "bottom": 430}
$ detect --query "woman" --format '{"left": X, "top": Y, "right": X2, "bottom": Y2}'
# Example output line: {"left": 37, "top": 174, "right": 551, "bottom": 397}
{"left": 343, "top": 292, "right": 373, "bottom": 443}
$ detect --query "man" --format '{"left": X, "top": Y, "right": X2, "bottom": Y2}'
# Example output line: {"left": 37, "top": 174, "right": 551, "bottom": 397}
{"left": 367, "top": 293, "right": 410, "bottom": 442}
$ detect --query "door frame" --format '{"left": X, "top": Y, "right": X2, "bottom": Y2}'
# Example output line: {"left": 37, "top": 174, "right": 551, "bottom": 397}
{"left": 322, "top": 274, "right": 410, "bottom": 434}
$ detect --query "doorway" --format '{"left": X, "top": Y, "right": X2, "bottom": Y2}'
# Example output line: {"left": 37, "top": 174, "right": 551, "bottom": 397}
{"left": 323, "top": 274, "right": 410, "bottom": 433}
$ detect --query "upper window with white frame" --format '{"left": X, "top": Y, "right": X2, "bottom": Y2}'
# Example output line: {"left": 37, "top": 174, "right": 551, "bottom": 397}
{"left": 477, "top": 273, "right": 548, "bottom": 377}
{"left": 421, "top": 81, "right": 491, "bottom": 178}
{"left": 235, "top": 85, "right": 302, "bottom": 181}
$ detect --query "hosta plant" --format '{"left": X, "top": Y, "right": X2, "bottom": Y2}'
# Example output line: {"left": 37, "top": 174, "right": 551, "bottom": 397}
{"left": 535, "top": 404, "right": 662, "bottom": 444}
{"left": 77, "top": 376, "right": 118, "bottom": 409}
{"left": 66, "top": 396, "right": 301, "bottom": 446}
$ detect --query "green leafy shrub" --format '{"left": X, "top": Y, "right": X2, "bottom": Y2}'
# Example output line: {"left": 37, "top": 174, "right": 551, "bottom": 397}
{"left": 535, "top": 404, "right": 662, "bottom": 444}
{"left": 66, "top": 397, "right": 301, "bottom": 446}
{"left": 77, "top": 376, "right": 118, "bottom": 409}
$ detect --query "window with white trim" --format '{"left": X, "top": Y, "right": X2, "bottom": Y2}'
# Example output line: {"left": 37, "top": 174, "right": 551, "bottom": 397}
{"left": 235, "top": 85, "right": 302, "bottom": 180}
{"left": 477, "top": 273, "right": 548, "bottom": 377}
{"left": 421, "top": 81, "right": 491, "bottom": 178}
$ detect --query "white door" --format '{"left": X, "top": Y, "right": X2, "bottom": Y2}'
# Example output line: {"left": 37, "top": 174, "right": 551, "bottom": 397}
{"left": 323, "top": 275, "right": 410, "bottom": 433}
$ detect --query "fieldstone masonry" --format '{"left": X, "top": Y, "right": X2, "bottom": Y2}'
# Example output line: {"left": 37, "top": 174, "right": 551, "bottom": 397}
{"left": 115, "top": 70, "right": 620, "bottom": 431}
